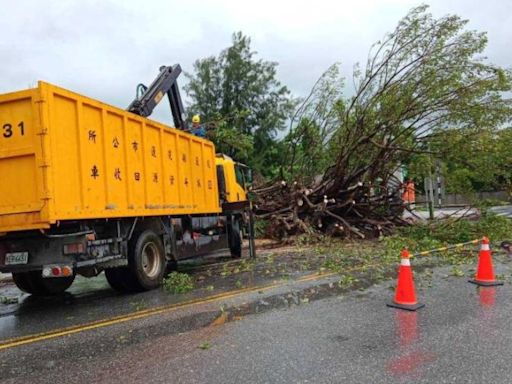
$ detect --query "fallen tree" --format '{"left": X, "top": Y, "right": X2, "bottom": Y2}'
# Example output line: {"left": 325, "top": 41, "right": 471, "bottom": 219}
{"left": 253, "top": 5, "right": 512, "bottom": 239}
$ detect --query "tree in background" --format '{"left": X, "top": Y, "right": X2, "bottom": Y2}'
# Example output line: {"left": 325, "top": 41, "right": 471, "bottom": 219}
{"left": 408, "top": 126, "right": 512, "bottom": 195}
{"left": 185, "top": 32, "right": 295, "bottom": 176}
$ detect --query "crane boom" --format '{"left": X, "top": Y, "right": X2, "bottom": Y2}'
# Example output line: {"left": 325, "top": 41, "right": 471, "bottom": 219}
{"left": 127, "top": 65, "right": 187, "bottom": 130}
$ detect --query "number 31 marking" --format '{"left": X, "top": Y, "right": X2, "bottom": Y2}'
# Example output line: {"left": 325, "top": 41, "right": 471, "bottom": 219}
{"left": 2, "top": 121, "right": 24, "bottom": 138}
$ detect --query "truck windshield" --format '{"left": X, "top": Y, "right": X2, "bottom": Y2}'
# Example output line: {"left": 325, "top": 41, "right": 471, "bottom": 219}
{"left": 235, "top": 164, "right": 252, "bottom": 188}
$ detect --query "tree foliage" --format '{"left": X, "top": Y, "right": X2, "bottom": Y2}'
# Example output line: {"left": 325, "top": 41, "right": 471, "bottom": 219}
{"left": 255, "top": 5, "right": 512, "bottom": 239}
{"left": 409, "top": 126, "right": 512, "bottom": 194}
{"left": 324, "top": 4, "right": 511, "bottom": 190}
{"left": 185, "top": 32, "right": 295, "bottom": 175}
{"left": 282, "top": 63, "right": 345, "bottom": 182}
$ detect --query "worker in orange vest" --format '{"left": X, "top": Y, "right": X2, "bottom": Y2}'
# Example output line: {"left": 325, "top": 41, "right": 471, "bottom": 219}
{"left": 402, "top": 179, "right": 415, "bottom": 209}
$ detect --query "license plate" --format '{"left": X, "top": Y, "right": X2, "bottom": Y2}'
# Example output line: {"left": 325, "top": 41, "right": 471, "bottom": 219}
{"left": 5, "top": 252, "right": 29, "bottom": 265}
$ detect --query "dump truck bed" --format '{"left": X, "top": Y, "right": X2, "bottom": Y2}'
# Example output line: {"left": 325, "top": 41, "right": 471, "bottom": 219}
{"left": 0, "top": 82, "right": 220, "bottom": 233}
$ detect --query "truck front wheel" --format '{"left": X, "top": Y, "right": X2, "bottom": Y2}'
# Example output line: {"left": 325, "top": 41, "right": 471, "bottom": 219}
{"left": 228, "top": 217, "right": 242, "bottom": 259}
{"left": 12, "top": 271, "right": 75, "bottom": 296}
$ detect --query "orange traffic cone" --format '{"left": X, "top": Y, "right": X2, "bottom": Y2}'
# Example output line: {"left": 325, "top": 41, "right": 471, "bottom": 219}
{"left": 387, "top": 249, "right": 425, "bottom": 311}
{"left": 469, "top": 237, "right": 503, "bottom": 287}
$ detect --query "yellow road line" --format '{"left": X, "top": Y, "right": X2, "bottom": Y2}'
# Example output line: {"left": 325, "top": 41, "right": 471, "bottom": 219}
{"left": 299, "top": 272, "right": 336, "bottom": 282}
{"left": 0, "top": 271, "right": 337, "bottom": 351}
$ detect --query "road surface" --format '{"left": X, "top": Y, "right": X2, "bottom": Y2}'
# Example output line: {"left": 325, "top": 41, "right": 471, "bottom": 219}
{"left": 1, "top": 256, "right": 512, "bottom": 383}
{"left": 405, "top": 204, "right": 512, "bottom": 221}
{"left": 489, "top": 205, "right": 512, "bottom": 218}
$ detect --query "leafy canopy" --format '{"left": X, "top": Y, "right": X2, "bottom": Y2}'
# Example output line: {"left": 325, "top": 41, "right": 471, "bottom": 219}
{"left": 185, "top": 32, "right": 294, "bottom": 176}
{"left": 282, "top": 5, "right": 512, "bottom": 195}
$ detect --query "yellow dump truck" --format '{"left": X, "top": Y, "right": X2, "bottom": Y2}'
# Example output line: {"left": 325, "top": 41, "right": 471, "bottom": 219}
{"left": 0, "top": 66, "right": 253, "bottom": 295}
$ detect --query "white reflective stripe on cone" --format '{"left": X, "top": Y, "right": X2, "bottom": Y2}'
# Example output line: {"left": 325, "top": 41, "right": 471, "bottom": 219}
{"left": 481, "top": 244, "right": 490, "bottom": 251}
{"left": 400, "top": 258, "right": 411, "bottom": 267}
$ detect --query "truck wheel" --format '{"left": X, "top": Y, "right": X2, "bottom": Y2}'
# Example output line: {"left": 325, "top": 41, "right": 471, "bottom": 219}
{"left": 12, "top": 271, "right": 74, "bottom": 296}
{"left": 104, "top": 268, "right": 133, "bottom": 292}
{"left": 127, "top": 230, "right": 166, "bottom": 291}
{"left": 228, "top": 219, "right": 242, "bottom": 259}
{"left": 38, "top": 275, "right": 75, "bottom": 295}
{"left": 12, "top": 272, "right": 35, "bottom": 294}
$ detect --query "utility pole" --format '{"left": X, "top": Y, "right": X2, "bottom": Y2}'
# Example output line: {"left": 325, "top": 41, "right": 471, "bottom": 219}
{"left": 425, "top": 147, "right": 435, "bottom": 220}
{"left": 435, "top": 160, "right": 442, "bottom": 208}
{"left": 426, "top": 172, "right": 435, "bottom": 220}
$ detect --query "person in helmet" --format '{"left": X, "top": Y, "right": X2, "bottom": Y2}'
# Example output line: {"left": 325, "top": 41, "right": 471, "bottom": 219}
{"left": 191, "top": 115, "right": 206, "bottom": 138}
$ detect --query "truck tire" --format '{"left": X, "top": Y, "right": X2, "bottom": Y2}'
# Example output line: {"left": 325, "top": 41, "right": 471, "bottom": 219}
{"left": 228, "top": 218, "right": 242, "bottom": 259}
{"left": 104, "top": 267, "right": 133, "bottom": 292}
{"left": 38, "top": 275, "right": 75, "bottom": 295}
{"left": 12, "top": 271, "right": 74, "bottom": 296}
{"left": 126, "top": 230, "right": 166, "bottom": 291}
{"left": 12, "top": 272, "right": 34, "bottom": 294}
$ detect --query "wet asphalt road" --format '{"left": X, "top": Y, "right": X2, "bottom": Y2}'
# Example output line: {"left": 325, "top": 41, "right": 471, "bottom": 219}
{"left": 0, "top": 250, "right": 285, "bottom": 341}
{"left": 2, "top": 259, "right": 512, "bottom": 383}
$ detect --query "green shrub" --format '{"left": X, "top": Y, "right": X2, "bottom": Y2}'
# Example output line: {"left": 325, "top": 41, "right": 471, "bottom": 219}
{"left": 254, "top": 219, "right": 269, "bottom": 238}
{"left": 163, "top": 272, "right": 194, "bottom": 294}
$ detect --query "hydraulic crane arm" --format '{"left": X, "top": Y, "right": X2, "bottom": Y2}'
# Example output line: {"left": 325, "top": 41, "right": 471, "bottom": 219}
{"left": 127, "top": 65, "right": 187, "bottom": 130}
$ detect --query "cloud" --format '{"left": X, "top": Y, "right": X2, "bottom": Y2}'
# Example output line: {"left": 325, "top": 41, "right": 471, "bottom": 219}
{"left": 0, "top": 0, "right": 510, "bottom": 125}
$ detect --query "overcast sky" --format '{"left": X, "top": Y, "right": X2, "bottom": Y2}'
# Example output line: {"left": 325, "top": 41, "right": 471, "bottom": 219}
{"left": 1, "top": 0, "right": 510, "bottom": 125}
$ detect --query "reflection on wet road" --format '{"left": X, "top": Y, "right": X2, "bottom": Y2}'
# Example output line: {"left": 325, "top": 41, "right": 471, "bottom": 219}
{"left": 387, "top": 310, "right": 437, "bottom": 380}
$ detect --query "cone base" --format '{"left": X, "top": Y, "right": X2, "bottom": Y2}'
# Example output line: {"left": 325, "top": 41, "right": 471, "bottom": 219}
{"left": 386, "top": 301, "right": 425, "bottom": 311}
{"left": 468, "top": 279, "right": 504, "bottom": 287}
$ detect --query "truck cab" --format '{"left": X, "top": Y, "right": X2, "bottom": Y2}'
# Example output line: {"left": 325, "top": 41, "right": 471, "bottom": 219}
{"left": 215, "top": 154, "right": 252, "bottom": 209}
